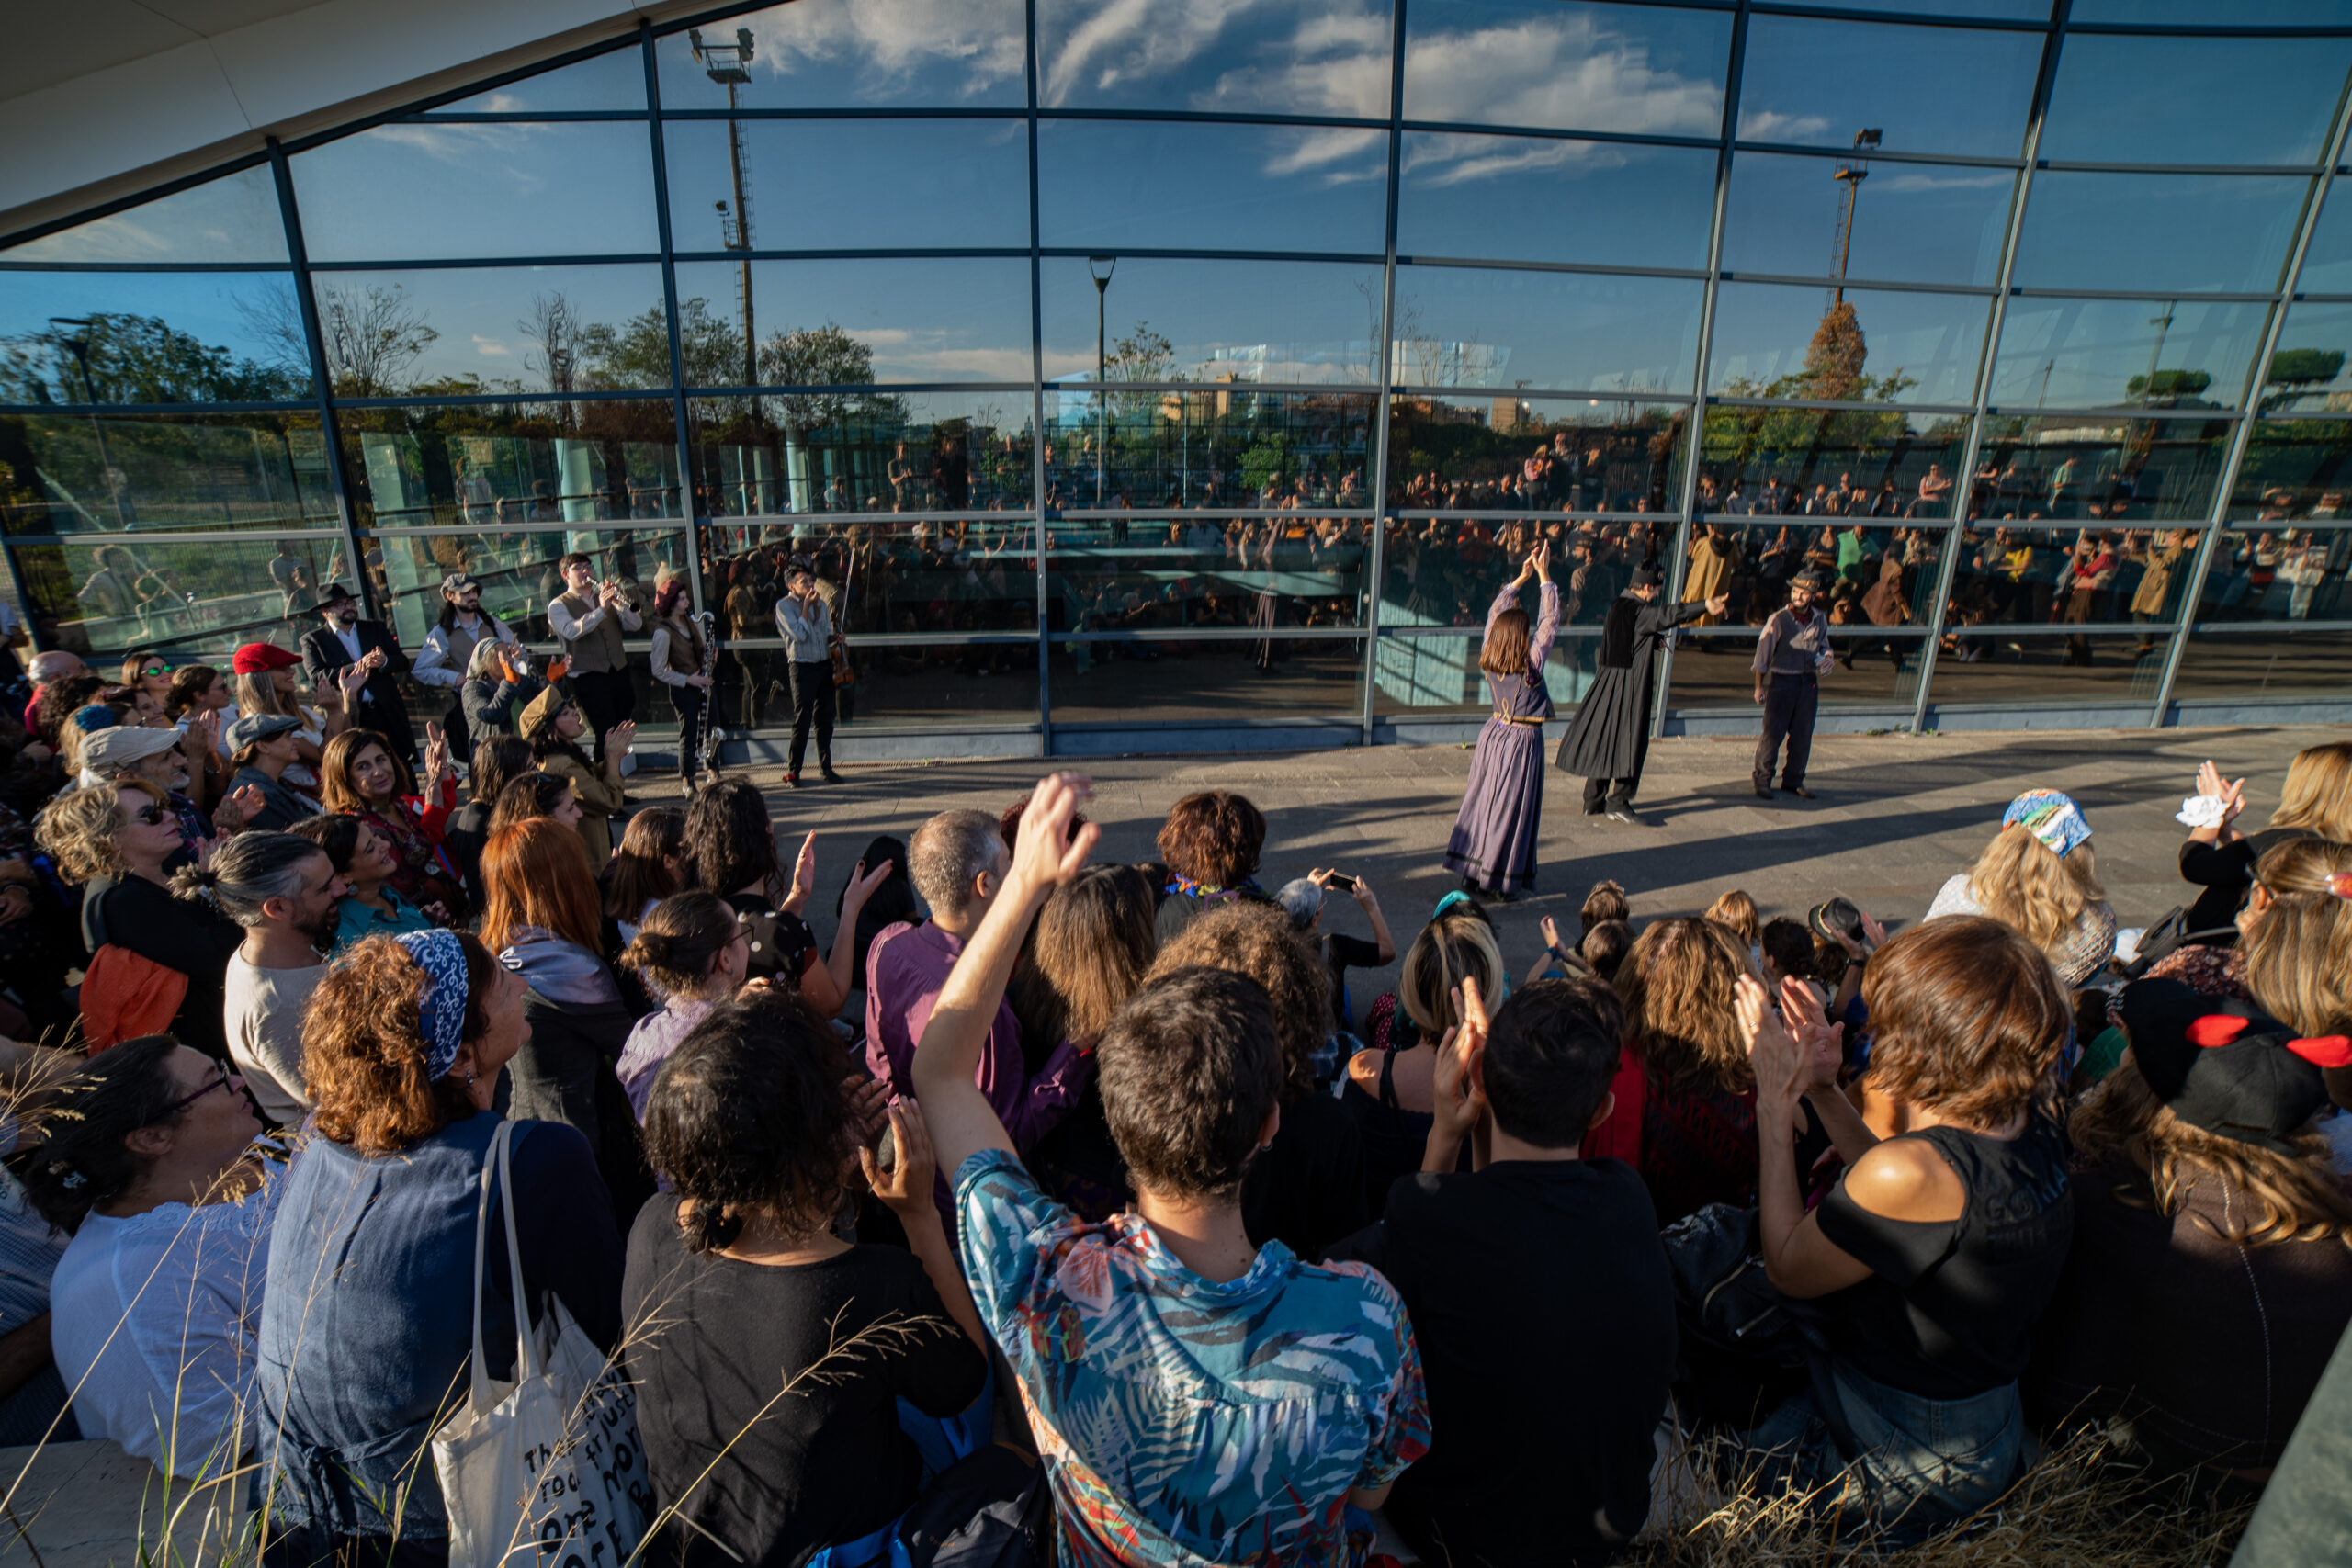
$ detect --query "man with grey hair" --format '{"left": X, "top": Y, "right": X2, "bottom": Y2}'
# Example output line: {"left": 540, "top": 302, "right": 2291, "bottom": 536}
{"left": 185, "top": 831, "right": 346, "bottom": 1122}
{"left": 865, "top": 808, "right": 1090, "bottom": 1159}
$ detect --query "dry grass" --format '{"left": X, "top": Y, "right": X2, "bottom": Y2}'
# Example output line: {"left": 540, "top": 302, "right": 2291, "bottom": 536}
{"left": 1623, "top": 1428, "right": 2252, "bottom": 1568}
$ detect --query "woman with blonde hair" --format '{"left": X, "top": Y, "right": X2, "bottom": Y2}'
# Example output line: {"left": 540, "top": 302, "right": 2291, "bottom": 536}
{"left": 2178, "top": 742, "right": 2352, "bottom": 941}
{"left": 2029, "top": 976, "right": 2352, "bottom": 1479}
{"left": 230, "top": 641, "right": 349, "bottom": 795}
{"left": 1585, "top": 915, "right": 1760, "bottom": 1224}
{"left": 1925, "top": 789, "right": 2115, "bottom": 987}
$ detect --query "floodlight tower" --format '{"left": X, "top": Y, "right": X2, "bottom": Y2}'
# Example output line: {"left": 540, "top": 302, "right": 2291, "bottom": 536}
{"left": 1830, "top": 128, "right": 1883, "bottom": 306}
{"left": 693, "top": 27, "right": 758, "bottom": 388}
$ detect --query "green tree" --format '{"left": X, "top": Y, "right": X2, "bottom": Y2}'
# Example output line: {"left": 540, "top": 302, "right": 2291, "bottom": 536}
{"left": 577, "top": 296, "right": 741, "bottom": 389}
{"left": 0, "top": 312, "right": 307, "bottom": 404}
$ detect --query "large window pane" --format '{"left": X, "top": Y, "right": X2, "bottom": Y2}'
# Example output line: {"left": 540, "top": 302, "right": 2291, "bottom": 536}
{"left": 1374, "top": 632, "right": 1598, "bottom": 716}
{"left": 1398, "top": 135, "right": 1714, "bottom": 269}
{"left": 662, "top": 118, "right": 1029, "bottom": 253}
{"left": 2011, "top": 173, "right": 2308, "bottom": 294}
{"left": 1722, "top": 152, "right": 2014, "bottom": 288}
{"left": 0, "top": 410, "right": 336, "bottom": 536}
{"left": 9, "top": 534, "right": 348, "bottom": 664}
{"left": 0, "top": 165, "right": 287, "bottom": 265}
{"left": 689, "top": 392, "right": 1035, "bottom": 517}
{"left": 673, "top": 258, "right": 1032, "bottom": 388}
{"left": 1037, "top": 0, "right": 1393, "bottom": 114}
{"left": 1970, "top": 416, "right": 2232, "bottom": 522}
{"left": 1044, "top": 389, "right": 1374, "bottom": 510}
{"left": 705, "top": 517, "right": 1036, "bottom": 639}
{"left": 1393, "top": 266, "right": 1704, "bottom": 394}
{"left": 1988, "top": 298, "right": 2272, "bottom": 412}
{"left": 1697, "top": 407, "right": 1971, "bottom": 518}
{"left": 1826, "top": 0, "right": 2046, "bottom": 15}
{"left": 336, "top": 400, "right": 681, "bottom": 530}
{"left": 2172, "top": 628, "right": 2352, "bottom": 705}
{"left": 1, "top": 273, "right": 308, "bottom": 404}
{"left": 368, "top": 525, "right": 689, "bottom": 649}
{"left": 1387, "top": 397, "right": 1684, "bottom": 511}
{"left": 424, "top": 48, "right": 646, "bottom": 114}
{"left": 308, "top": 265, "right": 668, "bottom": 399}
{"left": 1042, "top": 258, "right": 1381, "bottom": 388}
{"left": 1051, "top": 636, "right": 1366, "bottom": 724}
{"left": 1036, "top": 119, "right": 1385, "bottom": 254}
{"left": 1045, "top": 515, "right": 1371, "bottom": 635}
{"left": 2073, "top": 0, "right": 2352, "bottom": 18}
{"left": 1946, "top": 522, "right": 2204, "bottom": 627}
{"left": 292, "top": 123, "right": 661, "bottom": 261}
{"left": 1402, "top": 0, "right": 1732, "bottom": 137}
{"left": 1926, "top": 631, "right": 2169, "bottom": 708}
{"left": 656, "top": 0, "right": 1026, "bottom": 109}
{"left": 2198, "top": 526, "right": 2352, "bottom": 623}
{"left": 2041, "top": 34, "right": 2352, "bottom": 167}
{"left": 2289, "top": 180, "right": 2352, "bottom": 294}
{"left": 1708, "top": 285, "right": 1990, "bottom": 406}
{"left": 1381, "top": 517, "right": 1674, "bottom": 630}
{"left": 2233, "top": 420, "right": 2352, "bottom": 513}
{"left": 1735, "top": 16, "right": 2041, "bottom": 161}
{"left": 2257, "top": 308, "right": 2352, "bottom": 417}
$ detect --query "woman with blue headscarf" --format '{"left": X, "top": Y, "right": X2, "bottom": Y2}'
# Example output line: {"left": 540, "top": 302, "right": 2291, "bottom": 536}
{"left": 256, "top": 930, "right": 624, "bottom": 1568}
{"left": 1924, "top": 789, "right": 2117, "bottom": 988}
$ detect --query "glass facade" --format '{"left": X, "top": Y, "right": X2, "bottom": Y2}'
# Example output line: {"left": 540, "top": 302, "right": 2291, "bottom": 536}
{"left": 7, "top": 0, "right": 2352, "bottom": 751}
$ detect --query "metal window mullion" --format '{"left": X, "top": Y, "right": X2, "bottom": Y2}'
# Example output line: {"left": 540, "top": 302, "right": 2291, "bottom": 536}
{"left": 642, "top": 21, "right": 709, "bottom": 666}
{"left": 266, "top": 138, "right": 369, "bottom": 625}
{"left": 1361, "top": 0, "right": 1410, "bottom": 749}
{"left": 1654, "top": 0, "right": 1747, "bottom": 739}
{"left": 1027, "top": 0, "right": 1052, "bottom": 757}
{"left": 1906, "top": 0, "right": 2069, "bottom": 735}
{"left": 2148, "top": 80, "right": 2352, "bottom": 726}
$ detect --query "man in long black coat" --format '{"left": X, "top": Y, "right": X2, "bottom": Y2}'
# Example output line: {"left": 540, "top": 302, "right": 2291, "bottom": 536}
{"left": 300, "top": 582, "right": 418, "bottom": 763}
{"left": 1555, "top": 564, "right": 1726, "bottom": 824}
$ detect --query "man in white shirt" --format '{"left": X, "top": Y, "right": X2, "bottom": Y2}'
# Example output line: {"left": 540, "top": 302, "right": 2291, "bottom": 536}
{"left": 773, "top": 557, "right": 842, "bottom": 787}
{"left": 412, "top": 571, "right": 517, "bottom": 765}
{"left": 548, "top": 553, "right": 641, "bottom": 761}
{"left": 213, "top": 832, "right": 347, "bottom": 1122}
{"left": 297, "top": 583, "right": 415, "bottom": 762}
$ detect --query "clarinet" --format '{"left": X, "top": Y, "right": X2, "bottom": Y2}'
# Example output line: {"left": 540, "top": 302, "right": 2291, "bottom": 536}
{"left": 694, "top": 609, "right": 723, "bottom": 784}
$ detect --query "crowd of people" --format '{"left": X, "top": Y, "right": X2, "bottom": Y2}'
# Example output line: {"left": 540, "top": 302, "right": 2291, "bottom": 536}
{"left": 0, "top": 591, "right": 2349, "bottom": 1567}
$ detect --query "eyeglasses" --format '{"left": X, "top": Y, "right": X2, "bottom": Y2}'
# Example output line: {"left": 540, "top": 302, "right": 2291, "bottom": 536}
{"left": 125, "top": 803, "right": 167, "bottom": 827}
{"left": 154, "top": 1061, "right": 234, "bottom": 1121}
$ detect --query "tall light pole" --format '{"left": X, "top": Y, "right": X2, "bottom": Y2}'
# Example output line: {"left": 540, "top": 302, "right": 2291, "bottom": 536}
{"left": 1090, "top": 256, "right": 1115, "bottom": 506}
{"left": 693, "top": 28, "right": 757, "bottom": 388}
{"left": 48, "top": 316, "right": 129, "bottom": 525}
{"left": 1829, "top": 129, "right": 1882, "bottom": 307}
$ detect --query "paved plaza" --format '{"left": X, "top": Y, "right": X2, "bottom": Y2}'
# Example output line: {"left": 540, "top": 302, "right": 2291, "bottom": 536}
{"left": 746, "top": 720, "right": 2351, "bottom": 990}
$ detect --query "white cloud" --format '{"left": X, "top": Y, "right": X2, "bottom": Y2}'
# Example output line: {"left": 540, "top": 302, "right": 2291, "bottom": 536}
{"left": 471, "top": 335, "right": 513, "bottom": 357}
{"left": 1404, "top": 12, "right": 1724, "bottom": 140}
{"left": 1876, "top": 170, "right": 2014, "bottom": 195}
{"left": 744, "top": 0, "right": 1026, "bottom": 103}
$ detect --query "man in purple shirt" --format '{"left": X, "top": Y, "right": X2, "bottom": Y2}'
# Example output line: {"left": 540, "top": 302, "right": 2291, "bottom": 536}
{"left": 865, "top": 807, "right": 1091, "bottom": 1155}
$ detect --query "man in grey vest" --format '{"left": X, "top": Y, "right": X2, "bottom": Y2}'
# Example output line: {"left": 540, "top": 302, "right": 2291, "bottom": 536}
{"left": 413, "top": 571, "right": 517, "bottom": 767}
{"left": 548, "top": 552, "right": 641, "bottom": 761}
{"left": 1751, "top": 569, "right": 1834, "bottom": 801}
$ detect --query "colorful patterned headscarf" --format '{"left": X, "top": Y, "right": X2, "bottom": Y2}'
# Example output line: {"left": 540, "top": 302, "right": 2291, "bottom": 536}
{"left": 394, "top": 929, "right": 470, "bottom": 1081}
{"left": 2003, "top": 788, "right": 2093, "bottom": 859}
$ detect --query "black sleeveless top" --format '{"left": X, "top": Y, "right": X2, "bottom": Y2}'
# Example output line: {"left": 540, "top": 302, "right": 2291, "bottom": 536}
{"left": 1814, "top": 1114, "right": 2074, "bottom": 1401}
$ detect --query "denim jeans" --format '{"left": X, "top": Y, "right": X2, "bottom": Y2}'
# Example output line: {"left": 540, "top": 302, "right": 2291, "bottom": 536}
{"left": 1743, "top": 1359, "right": 2028, "bottom": 1543}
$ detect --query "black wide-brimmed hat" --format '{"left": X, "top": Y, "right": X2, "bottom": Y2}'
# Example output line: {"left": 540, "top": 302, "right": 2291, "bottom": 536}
{"left": 1628, "top": 564, "right": 1664, "bottom": 588}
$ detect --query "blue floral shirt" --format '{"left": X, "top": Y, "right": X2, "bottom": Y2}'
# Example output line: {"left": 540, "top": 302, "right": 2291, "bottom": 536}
{"left": 955, "top": 1150, "right": 1430, "bottom": 1566}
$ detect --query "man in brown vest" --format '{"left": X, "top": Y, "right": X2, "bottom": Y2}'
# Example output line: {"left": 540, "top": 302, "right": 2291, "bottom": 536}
{"left": 548, "top": 552, "right": 641, "bottom": 761}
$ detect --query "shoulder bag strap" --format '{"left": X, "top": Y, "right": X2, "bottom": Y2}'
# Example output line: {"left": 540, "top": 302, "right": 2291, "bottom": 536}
{"left": 495, "top": 1118, "right": 537, "bottom": 1384}
{"left": 468, "top": 1118, "right": 514, "bottom": 1404}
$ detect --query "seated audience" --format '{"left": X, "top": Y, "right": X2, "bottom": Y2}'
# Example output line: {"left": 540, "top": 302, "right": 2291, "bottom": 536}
{"left": 1579, "top": 918, "right": 1633, "bottom": 984}
{"left": 1017, "top": 863, "right": 1159, "bottom": 1220}
{"left": 257, "top": 931, "right": 622, "bottom": 1562}
{"left": 1926, "top": 788, "right": 2116, "bottom": 987}
{"left": 616, "top": 892, "right": 749, "bottom": 1118}
{"left": 458, "top": 637, "right": 549, "bottom": 742}
{"left": 1344, "top": 906, "right": 1503, "bottom": 1219}
{"left": 836, "top": 833, "right": 918, "bottom": 989}
{"left": 488, "top": 769, "right": 583, "bottom": 840}
{"left": 1731, "top": 917, "right": 2075, "bottom": 1540}
{"left": 912, "top": 773, "right": 1431, "bottom": 1564}
{"left": 1274, "top": 869, "right": 1396, "bottom": 1039}
{"left": 319, "top": 727, "right": 458, "bottom": 916}
{"left": 1329, "top": 975, "right": 1675, "bottom": 1567}
{"left": 684, "top": 780, "right": 874, "bottom": 1018}
{"left": 605, "top": 805, "right": 684, "bottom": 945}
{"left": 625, "top": 991, "right": 989, "bottom": 1567}
{"left": 441, "top": 733, "right": 534, "bottom": 909}
{"left": 28, "top": 1036, "right": 280, "bottom": 1480}
{"left": 288, "top": 813, "right": 434, "bottom": 950}
{"left": 2177, "top": 744, "right": 2351, "bottom": 942}
{"left": 2028, "top": 978, "right": 2352, "bottom": 1480}
{"left": 1586, "top": 916, "right": 1760, "bottom": 1226}
{"left": 521, "top": 687, "right": 628, "bottom": 867}
{"left": 187, "top": 831, "right": 346, "bottom": 1122}
{"left": 1153, "top": 789, "right": 1271, "bottom": 942}
{"left": 223, "top": 715, "right": 321, "bottom": 831}
{"left": 1706, "top": 886, "right": 1762, "bottom": 957}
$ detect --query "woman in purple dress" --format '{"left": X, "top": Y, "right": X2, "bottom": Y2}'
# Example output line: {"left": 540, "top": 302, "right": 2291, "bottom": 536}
{"left": 1444, "top": 545, "right": 1559, "bottom": 899}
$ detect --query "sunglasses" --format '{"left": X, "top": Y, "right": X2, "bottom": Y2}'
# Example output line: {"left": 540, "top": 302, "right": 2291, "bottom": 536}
{"left": 126, "top": 802, "right": 167, "bottom": 827}
{"left": 154, "top": 1061, "right": 234, "bottom": 1121}
{"left": 140, "top": 662, "right": 174, "bottom": 677}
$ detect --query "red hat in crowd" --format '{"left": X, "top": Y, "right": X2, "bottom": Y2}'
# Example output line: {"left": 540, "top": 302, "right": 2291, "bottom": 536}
{"left": 232, "top": 642, "right": 302, "bottom": 675}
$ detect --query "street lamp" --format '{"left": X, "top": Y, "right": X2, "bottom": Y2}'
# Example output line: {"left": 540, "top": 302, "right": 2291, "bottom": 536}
{"left": 1090, "top": 255, "right": 1115, "bottom": 507}
{"left": 692, "top": 28, "right": 758, "bottom": 389}
{"left": 48, "top": 316, "right": 130, "bottom": 526}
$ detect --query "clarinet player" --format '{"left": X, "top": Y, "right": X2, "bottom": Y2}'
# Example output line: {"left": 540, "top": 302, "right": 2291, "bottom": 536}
{"left": 649, "top": 574, "right": 714, "bottom": 795}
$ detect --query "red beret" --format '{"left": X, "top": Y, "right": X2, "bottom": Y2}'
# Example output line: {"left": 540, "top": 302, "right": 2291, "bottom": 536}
{"left": 232, "top": 643, "right": 301, "bottom": 674}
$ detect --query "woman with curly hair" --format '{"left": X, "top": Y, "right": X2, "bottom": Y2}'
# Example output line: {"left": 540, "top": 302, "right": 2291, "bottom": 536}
{"left": 1924, "top": 788, "right": 2115, "bottom": 987}
{"left": 318, "top": 727, "right": 459, "bottom": 915}
{"left": 623, "top": 989, "right": 987, "bottom": 1568}
{"left": 1152, "top": 790, "right": 1271, "bottom": 943}
{"left": 2028, "top": 977, "right": 2352, "bottom": 1480}
{"left": 255, "top": 931, "right": 622, "bottom": 1565}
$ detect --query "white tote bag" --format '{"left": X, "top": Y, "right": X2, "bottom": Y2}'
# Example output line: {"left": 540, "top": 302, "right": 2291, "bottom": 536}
{"left": 432, "top": 1120, "right": 650, "bottom": 1568}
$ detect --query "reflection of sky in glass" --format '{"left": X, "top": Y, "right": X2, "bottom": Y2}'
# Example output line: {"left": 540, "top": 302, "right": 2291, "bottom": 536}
{"left": 1393, "top": 265, "right": 1703, "bottom": 393}
{"left": 663, "top": 118, "right": 1029, "bottom": 252}
{"left": 675, "top": 258, "right": 1034, "bottom": 383}
{"left": 1736, "top": 16, "right": 2041, "bottom": 159}
{"left": 292, "top": 122, "right": 660, "bottom": 261}
{"left": 425, "top": 47, "right": 644, "bottom": 113}
{"left": 2013, "top": 173, "right": 2307, "bottom": 294}
{"left": 2, "top": 166, "right": 286, "bottom": 265}
{"left": 1708, "top": 284, "right": 1991, "bottom": 404}
{"left": 307, "top": 265, "right": 667, "bottom": 393}
{"left": 2040, "top": 35, "right": 2352, "bottom": 166}
{"left": 2261, "top": 301, "right": 2352, "bottom": 409}
{"left": 1040, "top": 257, "right": 1379, "bottom": 383}
{"left": 1402, "top": 0, "right": 1730, "bottom": 136}
{"left": 2069, "top": 1, "right": 2352, "bottom": 26}
{"left": 1724, "top": 152, "right": 2013, "bottom": 287}
{"left": 2289, "top": 182, "right": 2352, "bottom": 294}
{"left": 1819, "top": 0, "right": 2045, "bottom": 15}
{"left": 1037, "top": 119, "right": 1385, "bottom": 254}
{"left": 655, "top": 0, "right": 1024, "bottom": 109}
{"left": 1, "top": 273, "right": 297, "bottom": 391}
{"left": 1989, "top": 298, "right": 2271, "bottom": 411}
{"left": 1397, "top": 134, "right": 1714, "bottom": 268}
{"left": 1037, "top": 0, "right": 1392, "bottom": 114}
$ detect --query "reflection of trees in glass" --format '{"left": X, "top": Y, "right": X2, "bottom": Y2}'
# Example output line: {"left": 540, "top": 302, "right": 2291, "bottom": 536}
{"left": 2127, "top": 368, "right": 2213, "bottom": 408}
{"left": 0, "top": 312, "right": 307, "bottom": 405}
{"left": 2239, "top": 417, "right": 2352, "bottom": 509}
{"left": 2262, "top": 347, "right": 2347, "bottom": 415}
{"left": 314, "top": 284, "right": 441, "bottom": 398}
{"left": 1702, "top": 300, "right": 1945, "bottom": 498}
